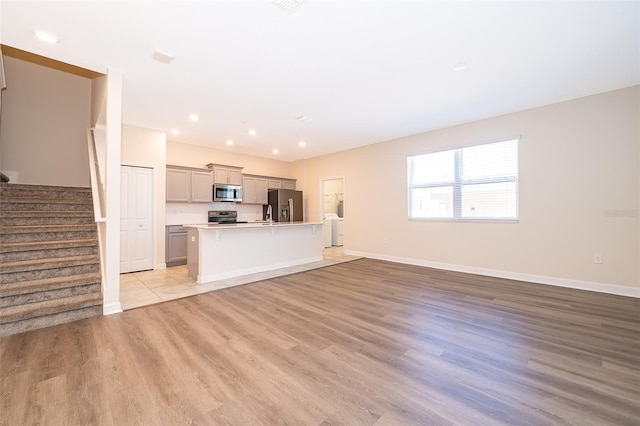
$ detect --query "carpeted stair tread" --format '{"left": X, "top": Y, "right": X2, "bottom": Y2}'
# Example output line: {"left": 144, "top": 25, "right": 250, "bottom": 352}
{"left": 0, "top": 224, "right": 96, "bottom": 234}
{"left": 0, "top": 183, "right": 102, "bottom": 336}
{"left": 0, "top": 210, "right": 94, "bottom": 217}
{"left": 1, "top": 254, "right": 99, "bottom": 274}
{"left": 0, "top": 272, "right": 101, "bottom": 297}
{"left": 0, "top": 239, "right": 98, "bottom": 253}
{"left": 0, "top": 203, "right": 94, "bottom": 212}
{"left": 0, "top": 305, "right": 102, "bottom": 337}
{"left": 0, "top": 282, "right": 101, "bottom": 309}
{"left": 0, "top": 211, "right": 94, "bottom": 223}
{"left": 0, "top": 197, "right": 92, "bottom": 205}
{"left": 0, "top": 183, "right": 91, "bottom": 192}
{"left": 0, "top": 184, "right": 92, "bottom": 198}
{"left": 0, "top": 291, "right": 102, "bottom": 325}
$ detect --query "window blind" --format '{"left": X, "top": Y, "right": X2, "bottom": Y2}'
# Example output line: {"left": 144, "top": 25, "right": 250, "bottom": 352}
{"left": 408, "top": 139, "right": 519, "bottom": 221}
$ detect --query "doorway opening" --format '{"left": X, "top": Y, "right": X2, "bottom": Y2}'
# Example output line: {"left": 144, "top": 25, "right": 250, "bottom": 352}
{"left": 321, "top": 177, "right": 344, "bottom": 255}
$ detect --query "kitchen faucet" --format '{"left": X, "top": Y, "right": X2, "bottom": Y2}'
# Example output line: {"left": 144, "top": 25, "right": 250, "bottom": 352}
{"left": 266, "top": 204, "right": 273, "bottom": 223}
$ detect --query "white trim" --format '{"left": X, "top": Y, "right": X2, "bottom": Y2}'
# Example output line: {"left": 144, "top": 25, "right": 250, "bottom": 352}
{"left": 103, "top": 302, "right": 123, "bottom": 315}
{"left": 320, "top": 176, "right": 346, "bottom": 220}
{"left": 102, "top": 68, "right": 123, "bottom": 318}
{"left": 344, "top": 250, "right": 640, "bottom": 298}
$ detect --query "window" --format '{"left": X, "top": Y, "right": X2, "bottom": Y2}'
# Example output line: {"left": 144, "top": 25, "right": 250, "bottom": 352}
{"left": 408, "top": 138, "right": 518, "bottom": 221}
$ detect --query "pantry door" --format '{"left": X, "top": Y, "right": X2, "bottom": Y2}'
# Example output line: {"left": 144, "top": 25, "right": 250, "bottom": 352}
{"left": 120, "top": 165, "right": 154, "bottom": 273}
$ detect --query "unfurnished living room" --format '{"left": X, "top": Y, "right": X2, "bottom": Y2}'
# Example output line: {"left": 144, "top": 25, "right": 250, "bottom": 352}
{"left": 0, "top": 1, "right": 639, "bottom": 425}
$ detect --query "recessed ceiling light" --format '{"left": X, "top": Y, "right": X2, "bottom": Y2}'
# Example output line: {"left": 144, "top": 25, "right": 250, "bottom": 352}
{"left": 226, "top": 140, "right": 234, "bottom": 145}
{"left": 248, "top": 129, "right": 256, "bottom": 136}
{"left": 189, "top": 114, "right": 199, "bottom": 121}
{"left": 171, "top": 129, "right": 180, "bottom": 135}
{"left": 34, "top": 30, "right": 58, "bottom": 44}
{"left": 272, "top": 149, "right": 279, "bottom": 154}
{"left": 298, "top": 140, "right": 306, "bottom": 147}
{"left": 453, "top": 62, "right": 467, "bottom": 72}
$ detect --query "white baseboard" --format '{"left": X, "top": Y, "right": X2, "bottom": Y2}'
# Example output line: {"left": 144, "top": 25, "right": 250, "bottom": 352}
{"left": 156, "top": 263, "right": 167, "bottom": 270}
{"left": 345, "top": 250, "right": 640, "bottom": 298}
{"left": 103, "top": 302, "right": 123, "bottom": 315}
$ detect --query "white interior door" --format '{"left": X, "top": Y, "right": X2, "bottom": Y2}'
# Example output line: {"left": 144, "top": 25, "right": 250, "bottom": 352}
{"left": 120, "top": 165, "right": 154, "bottom": 273}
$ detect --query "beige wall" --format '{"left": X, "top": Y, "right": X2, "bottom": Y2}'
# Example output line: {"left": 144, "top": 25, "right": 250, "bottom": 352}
{"left": 167, "top": 140, "right": 294, "bottom": 178}
{"left": 122, "top": 125, "right": 167, "bottom": 268}
{"left": 0, "top": 56, "right": 91, "bottom": 186}
{"left": 294, "top": 86, "right": 640, "bottom": 291}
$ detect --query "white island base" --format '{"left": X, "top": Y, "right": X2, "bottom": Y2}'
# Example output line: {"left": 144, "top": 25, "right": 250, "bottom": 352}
{"left": 186, "top": 222, "right": 324, "bottom": 284}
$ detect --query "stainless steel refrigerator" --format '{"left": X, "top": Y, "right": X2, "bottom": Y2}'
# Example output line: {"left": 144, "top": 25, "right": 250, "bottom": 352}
{"left": 266, "top": 189, "right": 303, "bottom": 222}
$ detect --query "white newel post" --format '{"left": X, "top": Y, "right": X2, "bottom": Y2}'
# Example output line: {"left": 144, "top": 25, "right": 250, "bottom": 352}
{"left": 103, "top": 68, "right": 123, "bottom": 315}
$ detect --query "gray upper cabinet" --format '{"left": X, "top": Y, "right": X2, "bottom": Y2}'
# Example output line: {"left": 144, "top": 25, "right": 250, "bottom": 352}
{"left": 212, "top": 165, "right": 243, "bottom": 185}
{"left": 268, "top": 178, "right": 295, "bottom": 190}
{"left": 190, "top": 170, "right": 213, "bottom": 202}
{"left": 268, "top": 179, "right": 283, "bottom": 189}
{"left": 166, "top": 166, "right": 212, "bottom": 203}
{"left": 242, "top": 175, "right": 268, "bottom": 204}
{"left": 166, "top": 168, "right": 190, "bottom": 202}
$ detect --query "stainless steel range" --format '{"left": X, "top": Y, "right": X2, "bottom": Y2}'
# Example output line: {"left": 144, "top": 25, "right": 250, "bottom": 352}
{"left": 207, "top": 210, "right": 247, "bottom": 224}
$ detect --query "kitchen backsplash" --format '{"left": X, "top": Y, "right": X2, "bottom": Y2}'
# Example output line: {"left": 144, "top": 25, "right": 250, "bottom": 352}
{"left": 166, "top": 202, "right": 265, "bottom": 225}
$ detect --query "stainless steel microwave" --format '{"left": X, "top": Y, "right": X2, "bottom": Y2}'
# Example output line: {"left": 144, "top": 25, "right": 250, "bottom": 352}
{"left": 213, "top": 184, "right": 242, "bottom": 203}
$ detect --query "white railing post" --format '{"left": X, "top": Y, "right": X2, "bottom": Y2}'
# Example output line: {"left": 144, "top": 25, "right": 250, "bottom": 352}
{"left": 87, "top": 127, "right": 107, "bottom": 300}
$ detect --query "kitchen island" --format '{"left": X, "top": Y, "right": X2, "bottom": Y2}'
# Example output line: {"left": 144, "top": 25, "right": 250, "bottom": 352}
{"left": 185, "top": 222, "right": 324, "bottom": 283}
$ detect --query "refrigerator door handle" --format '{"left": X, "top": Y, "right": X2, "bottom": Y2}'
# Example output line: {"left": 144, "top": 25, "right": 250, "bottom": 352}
{"left": 288, "top": 198, "right": 293, "bottom": 223}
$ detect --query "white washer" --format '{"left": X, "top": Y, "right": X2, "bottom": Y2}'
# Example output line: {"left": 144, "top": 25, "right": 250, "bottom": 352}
{"left": 324, "top": 213, "right": 339, "bottom": 247}
{"left": 322, "top": 218, "right": 332, "bottom": 248}
{"left": 331, "top": 217, "right": 344, "bottom": 246}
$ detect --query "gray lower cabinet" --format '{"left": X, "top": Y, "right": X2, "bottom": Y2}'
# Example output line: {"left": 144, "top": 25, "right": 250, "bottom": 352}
{"left": 166, "top": 225, "right": 188, "bottom": 266}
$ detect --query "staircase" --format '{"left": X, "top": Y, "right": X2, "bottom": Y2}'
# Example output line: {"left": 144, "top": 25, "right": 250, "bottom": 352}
{"left": 0, "top": 183, "right": 103, "bottom": 337}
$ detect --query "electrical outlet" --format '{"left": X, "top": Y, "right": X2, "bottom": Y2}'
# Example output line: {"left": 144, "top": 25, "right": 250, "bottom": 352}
{"left": 593, "top": 254, "right": 603, "bottom": 264}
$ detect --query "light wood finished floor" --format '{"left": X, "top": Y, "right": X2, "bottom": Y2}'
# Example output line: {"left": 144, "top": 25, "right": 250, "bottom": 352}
{"left": 120, "top": 246, "right": 359, "bottom": 310}
{"left": 1, "top": 258, "right": 639, "bottom": 425}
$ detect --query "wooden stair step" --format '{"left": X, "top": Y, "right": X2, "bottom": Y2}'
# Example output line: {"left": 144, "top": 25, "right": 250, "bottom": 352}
{"left": 0, "top": 272, "right": 101, "bottom": 297}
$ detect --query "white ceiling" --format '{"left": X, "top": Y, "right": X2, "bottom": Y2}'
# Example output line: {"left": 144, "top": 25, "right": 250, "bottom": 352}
{"left": 2, "top": 1, "right": 639, "bottom": 162}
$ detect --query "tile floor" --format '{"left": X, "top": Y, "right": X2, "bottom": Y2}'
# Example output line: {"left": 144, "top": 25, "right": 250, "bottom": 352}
{"left": 120, "top": 247, "right": 359, "bottom": 310}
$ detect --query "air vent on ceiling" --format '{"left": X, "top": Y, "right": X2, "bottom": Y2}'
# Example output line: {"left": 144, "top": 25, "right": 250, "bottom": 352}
{"left": 273, "top": 0, "right": 305, "bottom": 15}
{"left": 152, "top": 49, "right": 174, "bottom": 64}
